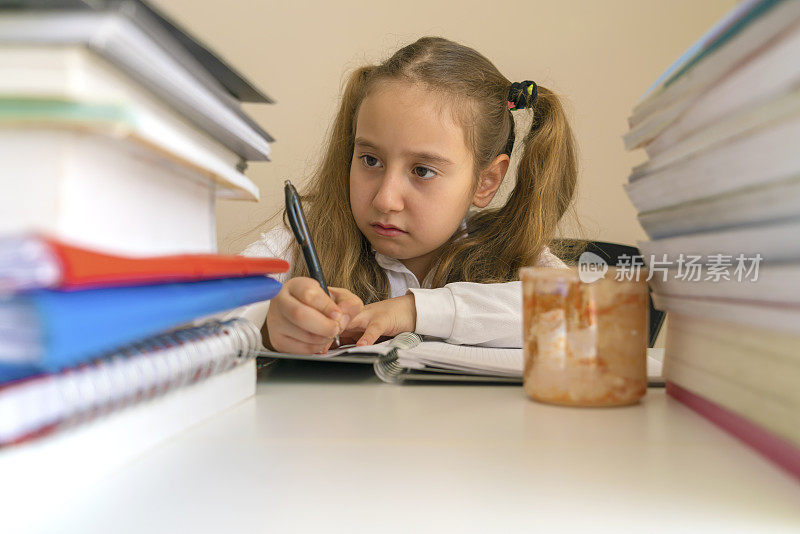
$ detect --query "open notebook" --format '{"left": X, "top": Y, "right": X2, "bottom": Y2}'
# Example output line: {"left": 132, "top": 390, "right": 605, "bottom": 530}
{"left": 258, "top": 332, "right": 665, "bottom": 385}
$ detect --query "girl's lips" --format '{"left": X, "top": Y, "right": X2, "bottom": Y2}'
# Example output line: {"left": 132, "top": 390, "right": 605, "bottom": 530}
{"left": 371, "top": 223, "right": 406, "bottom": 237}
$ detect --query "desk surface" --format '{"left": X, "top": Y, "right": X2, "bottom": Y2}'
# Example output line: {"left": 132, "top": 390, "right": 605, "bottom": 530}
{"left": 36, "top": 361, "right": 800, "bottom": 533}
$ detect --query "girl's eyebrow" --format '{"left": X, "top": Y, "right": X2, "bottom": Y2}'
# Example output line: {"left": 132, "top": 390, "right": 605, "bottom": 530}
{"left": 354, "top": 137, "right": 454, "bottom": 166}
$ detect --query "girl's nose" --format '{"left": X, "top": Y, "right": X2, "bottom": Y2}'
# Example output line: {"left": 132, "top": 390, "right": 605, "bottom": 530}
{"left": 372, "top": 169, "right": 405, "bottom": 213}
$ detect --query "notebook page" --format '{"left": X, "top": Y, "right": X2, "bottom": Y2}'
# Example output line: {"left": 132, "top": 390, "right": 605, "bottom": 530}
{"left": 400, "top": 342, "right": 523, "bottom": 375}
{"left": 399, "top": 344, "right": 664, "bottom": 379}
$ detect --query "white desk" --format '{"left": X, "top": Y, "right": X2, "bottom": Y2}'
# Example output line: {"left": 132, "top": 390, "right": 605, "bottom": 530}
{"left": 33, "top": 360, "right": 800, "bottom": 533}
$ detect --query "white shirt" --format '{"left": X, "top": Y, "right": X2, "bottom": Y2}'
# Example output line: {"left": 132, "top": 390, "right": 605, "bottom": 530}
{"left": 237, "top": 223, "right": 568, "bottom": 348}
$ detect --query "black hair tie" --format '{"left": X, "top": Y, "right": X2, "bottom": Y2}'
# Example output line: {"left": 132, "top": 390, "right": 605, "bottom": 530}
{"left": 507, "top": 80, "right": 538, "bottom": 111}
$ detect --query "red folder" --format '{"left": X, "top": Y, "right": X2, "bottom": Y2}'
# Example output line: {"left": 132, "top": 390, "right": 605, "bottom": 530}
{"left": 1, "top": 234, "right": 289, "bottom": 291}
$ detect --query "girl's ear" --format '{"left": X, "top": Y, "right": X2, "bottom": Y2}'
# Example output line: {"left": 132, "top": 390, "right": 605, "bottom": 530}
{"left": 472, "top": 153, "right": 510, "bottom": 208}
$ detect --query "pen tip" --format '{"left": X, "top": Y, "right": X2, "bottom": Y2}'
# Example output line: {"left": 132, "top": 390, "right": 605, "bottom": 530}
{"left": 284, "top": 180, "right": 291, "bottom": 186}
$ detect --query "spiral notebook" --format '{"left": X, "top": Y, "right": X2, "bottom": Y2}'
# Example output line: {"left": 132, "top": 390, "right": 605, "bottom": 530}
{"left": 0, "top": 317, "right": 261, "bottom": 446}
{"left": 258, "top": 332, "right": 665, "bottom": 385}
{"left": 259, "top": 333, "right": 523, "bottom": 383}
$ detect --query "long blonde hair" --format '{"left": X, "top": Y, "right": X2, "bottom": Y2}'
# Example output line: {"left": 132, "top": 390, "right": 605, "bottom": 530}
{"left": 278, "top": 36, "right": 578, "bottom": 304}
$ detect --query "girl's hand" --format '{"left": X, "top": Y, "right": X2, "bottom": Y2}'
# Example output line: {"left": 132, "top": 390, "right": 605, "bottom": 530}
{"left": 342, "top": 294, "right": 417, "bottom": 347}
{"left": 266, "top": 277, "right": 363, "bottom": 354}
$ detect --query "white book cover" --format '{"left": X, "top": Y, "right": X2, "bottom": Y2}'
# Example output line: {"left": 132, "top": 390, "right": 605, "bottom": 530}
{"left": 625, "top": 111, "right": 800, "bottom": 213}
{"left": 638, "top": 173, "right": 800, "bottom": 239}
{"left": 665, "top": 313, "right": 800, "bottom": 404}
{"left": 0, "top": 127, "right": 218, "bottom": 256}
{"left": 648, "top": 263, "right": 800, "bottom": 305}
{"left": 629, "top": 87, "right": 800, "bottom": 182}
{"left": 0, "top": 46, "right": 259, "bottom": 201}
{"left": 652, "top": 292, "right": 800, "bottom": 335}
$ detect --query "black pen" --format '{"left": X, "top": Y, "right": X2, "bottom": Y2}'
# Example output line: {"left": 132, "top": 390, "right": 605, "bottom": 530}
{"left": 284, "top": 180, "right": 340, "bottom": 348}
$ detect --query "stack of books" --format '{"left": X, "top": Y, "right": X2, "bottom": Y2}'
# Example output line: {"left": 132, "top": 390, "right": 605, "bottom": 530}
{"left": 623, "top": 0, "right": 800, "bottom": 481}
{"left": 0, "top": 0, "right": 274, "bottom": 255}
{"left": 0, "top": 1, "right": 284, "bottom": 526}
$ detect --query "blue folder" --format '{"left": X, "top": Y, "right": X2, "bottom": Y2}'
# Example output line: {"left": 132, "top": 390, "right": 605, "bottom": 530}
{"left": 0, "top": 276, "right": 281, "bottom": 381}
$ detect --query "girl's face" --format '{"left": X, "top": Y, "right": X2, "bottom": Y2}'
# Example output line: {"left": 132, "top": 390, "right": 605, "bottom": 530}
{"left": 349, "top": 81, "right": 478, "bottom": 279}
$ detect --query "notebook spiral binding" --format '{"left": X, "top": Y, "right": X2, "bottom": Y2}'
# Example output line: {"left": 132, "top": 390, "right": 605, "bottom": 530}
{"left": 372, "top": 332, "right": 422, "bottom": 384}
{"left": 373, "top": 349, "right": 403, "bottom": 384}
{"left": 0, "top": 317, "right": 261, "bottom": 446}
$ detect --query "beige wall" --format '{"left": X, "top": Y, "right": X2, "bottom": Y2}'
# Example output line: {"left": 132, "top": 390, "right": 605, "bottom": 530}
{"left": 150, "top": 0, "right": 739, "bottom": 351}
{"left": 152, "top": 0, "right": 737, "bottom": 254}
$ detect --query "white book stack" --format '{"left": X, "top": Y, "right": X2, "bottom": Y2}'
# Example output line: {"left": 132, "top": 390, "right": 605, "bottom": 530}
{"left": 0, "top": 3, "right": 273, "bottom": 256}
{"left": 622, "top": 0, "right": 800, "bottom": 481}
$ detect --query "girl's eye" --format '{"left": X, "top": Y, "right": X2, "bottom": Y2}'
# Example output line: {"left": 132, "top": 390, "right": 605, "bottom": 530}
{"left": 413, "top": 166, "right": 438, "bottom": 180}
{"left": 359, "top": 155, "right": 382, "bottom": 168}
{"left": 358, "top": 155, "right": 437, "bottom": 179}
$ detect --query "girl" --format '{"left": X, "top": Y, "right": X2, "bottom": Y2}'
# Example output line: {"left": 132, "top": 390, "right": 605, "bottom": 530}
{"left": 242, "top": 36, "right": 577, "bottom": 354}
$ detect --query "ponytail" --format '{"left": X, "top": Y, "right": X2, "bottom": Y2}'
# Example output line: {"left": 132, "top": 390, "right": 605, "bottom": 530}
{"left": 429, "top": 84, "right": 579, "bottom": 286}
{"left": 505, "top": 85, "right": 579, "bottom": 261}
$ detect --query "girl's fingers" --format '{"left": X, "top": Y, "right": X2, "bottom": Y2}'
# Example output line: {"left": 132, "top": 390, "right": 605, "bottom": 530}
{"left": 329, "top": 287, "right": 364, "bottom": 328}
{"left": 356, "top": 319, "right": 386, "bottom": 347}
{"left": 288, "top": 278, "right": 343, "bottom": 321}
{"left": 277, "top": 331, "right": 332, "bottom": 354}
{"left": 339, "top": 310, "right": 372, "bottom": 341}
{"left": 275, "top": 315, "right": 335, "bottom": 346}
{"left": 281, "top": 294, "right": 341, "bottom": 338}
{"left": 342, "top": 309, "right": 369, "bottom": 331}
